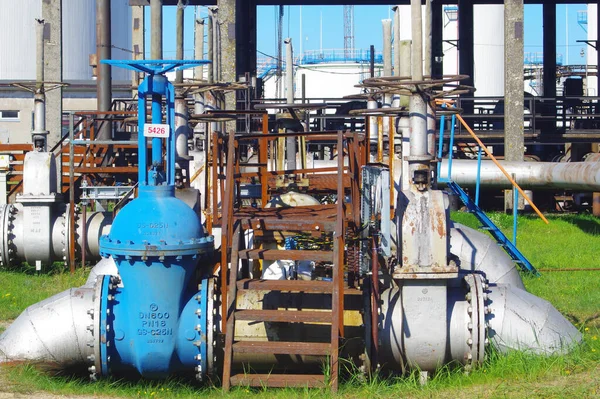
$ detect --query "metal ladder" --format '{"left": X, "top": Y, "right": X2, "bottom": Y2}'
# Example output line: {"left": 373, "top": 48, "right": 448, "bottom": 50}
{"left": 446, "top": 180, "right": 538, "bottom": 275}
{"left": 219, "top": 130, "right": 357, "bottom": 392}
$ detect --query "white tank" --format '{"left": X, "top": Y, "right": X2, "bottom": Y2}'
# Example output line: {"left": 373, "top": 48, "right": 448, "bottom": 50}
{"left": 473, "top": 5, "right": 504, "bottom": 96}
{"left": 441, "top": 4, "right": 506, "bottom": 96}
{"left": 0, "top": 0, "right": 131, "bottom": 82}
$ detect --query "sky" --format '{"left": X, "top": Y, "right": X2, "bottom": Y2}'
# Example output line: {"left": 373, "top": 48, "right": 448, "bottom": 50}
{"left": 149, "top": 4, "right": 591, "bottom": 67}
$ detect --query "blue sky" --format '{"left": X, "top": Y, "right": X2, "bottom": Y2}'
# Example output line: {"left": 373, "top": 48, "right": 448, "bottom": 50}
{"left": 149, "top": 4, "right": 590, "bottom": 67}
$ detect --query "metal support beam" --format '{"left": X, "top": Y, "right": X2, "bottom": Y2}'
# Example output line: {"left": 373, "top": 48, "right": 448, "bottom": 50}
{"left": 218, "top": 0, "right": 237, "bottom": 117}
{"left": 504, "top": 0, "right": 525, "bottom": 210}
{"left": 431, "top": 0, "right": 444, "bottom": 79}
{"left": 42, "top": 0, "right": 62, "bottom": 149}
{"left": 542, "top": 2, "right": 556, "bottom": 134}
{"left": 96, "top": 0, "right": 112, "bottom": 141}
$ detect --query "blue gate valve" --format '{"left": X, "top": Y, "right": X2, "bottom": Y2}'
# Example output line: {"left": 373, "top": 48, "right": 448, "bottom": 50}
{"left": 95, "top": 60, "right": 214, "bottom": 380}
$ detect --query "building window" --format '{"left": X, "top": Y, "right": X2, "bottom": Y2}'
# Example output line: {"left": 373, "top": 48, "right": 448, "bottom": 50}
{"left": 0, "top": 110, "right": 19, "bottom": 121}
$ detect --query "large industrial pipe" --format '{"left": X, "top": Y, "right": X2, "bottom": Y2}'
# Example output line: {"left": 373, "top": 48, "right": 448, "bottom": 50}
{"left": 440, "top": 160, "right": 600, "bottom": 191}
{"left": 1, "top": 222, "right": 581, "bottom": 373}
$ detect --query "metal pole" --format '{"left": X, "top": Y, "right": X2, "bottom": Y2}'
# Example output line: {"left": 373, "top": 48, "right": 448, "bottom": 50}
{"left": 150, "top": 0, "right": 163, "bottom": 176}
{"left": 68, "top": 113, "right": 75, "bottom": 273}
{"left": 33, "top": 19, "right": 47, "bottom": 151}
{"left": 424, "top": 0, "right": 432, "bottom": 76}
{"left": 96, "top": 0, "right": 112, "bottom": 141}
{"left": 370, "top": 45, "right": 375, "bottom": 78}
{"left": 285, "top": 38, "right": 296, "bottom": 170}
{"left": 383, "top": 20, "right": 392, "bottom": 77}
{"left": 393, "top": 6, "right": 401, "bottom": 76}
{"left": 151, "top": 0, "right": 163, "bottom": 60}
{"left": 176, "top": 0, "right": 184, "bottom": 83}
{"left": 207, "top": 9, "right": 214, "bottom": 83}
{"left": 409, "top": 0, "right": 427, "bottom": 159}
{"left": 475, "top": 146, "right": 482, "bottom": 206}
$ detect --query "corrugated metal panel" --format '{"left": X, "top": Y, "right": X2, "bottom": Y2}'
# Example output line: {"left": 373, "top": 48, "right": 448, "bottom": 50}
{"left": 63, "top": 0, "right": 96, "bottom": 80}
{"left": 0, "top": 0, "right": 131, "bottom": 82}
{"left": 110, "top": 0, "right": 132, "bottom": 81}
{"left": 0, "top": 0, "right": 41, "bottom": 80}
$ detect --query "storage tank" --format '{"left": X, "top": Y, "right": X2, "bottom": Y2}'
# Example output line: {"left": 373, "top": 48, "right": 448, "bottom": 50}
{"left": 0, "top": 0, "right": 131, "bottom": 82}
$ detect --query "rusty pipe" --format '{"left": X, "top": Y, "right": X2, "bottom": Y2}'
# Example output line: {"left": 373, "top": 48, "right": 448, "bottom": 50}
{"left": 371, "top": 235, "right": 380, "bottom": 369}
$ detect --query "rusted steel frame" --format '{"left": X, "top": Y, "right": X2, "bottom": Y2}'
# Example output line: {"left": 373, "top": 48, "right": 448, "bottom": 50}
{"left": 238, "top": 249, "right": 333, "bottom": 262}
{"left": 237, "top": 278, "right": 333, "bottom": 293}
{"left": 234, "top": 203, "right": 338, "bottom": 218}
{"left": 81, "top": 196, "right": 87, "bottom": 269}
{"left": 233, "top": 341, "right": 331, "bottom": 355}
{"left": 76, "top": 166, "right": 137, "bottom": 173}
{"left": 260, "top": 114, "right": 269, "bottom": 207}
{"left": 235, "top": 131, "right": 359, "bottom": 141}
{"left": 455, "top": 113, "right": 549, "bottom": 224}
{"left": 222, "top": 220, "right": 241, "bottom": 392}
{"left": 229, "top": 374, "right": 325, "bottom": 388}
{"left": 0, "top": 144, "right": 33, "bottom": 151}
{"left": 353, "top": 135, "right": 362, "bottom": 227}
{"left": 330, "top": 130, "right": 346, "bottom": 393}
{"left": 69, "top": 113, "right": 76, "bottom": 273}
{"left": 234, "top": 310, "right": 333, "bottom": 323}
{"left": 211, "top": 131, "right": 219, "bottom": 232}
{"left": 377, "top": 116, "right": 384, "bottom": 163}
{"left": 239, "top": 218, "right": 335, "bottom": 233}
{"left": 220, "top": 131, "right": 237, "bottom": 334}
{"left": 370, "top": 234, "right": 380, "bottom": 369}
{"left": 74, "top": 110, "right": 136, "bottom": 116}
{"left": 208, "top": 109, "right": 267, "bottom": 115}
{"left": 205, "top": 129, "right": 213, "bottom": 233}
{"left": 237, "top": 167, "right": 338, "bottom": 179}
{"left": 389, "top": 116, "right": 395, "bottom": 206}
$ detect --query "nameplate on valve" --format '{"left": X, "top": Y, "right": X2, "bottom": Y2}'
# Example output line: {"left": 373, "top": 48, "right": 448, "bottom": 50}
{"left": 144, "top": 123, "right": 170, "bottom": 138}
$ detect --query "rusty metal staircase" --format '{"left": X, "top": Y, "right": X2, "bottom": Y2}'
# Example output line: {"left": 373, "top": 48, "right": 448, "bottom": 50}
{"left": 218, "top": 128, "right": 363, "bottom": 391}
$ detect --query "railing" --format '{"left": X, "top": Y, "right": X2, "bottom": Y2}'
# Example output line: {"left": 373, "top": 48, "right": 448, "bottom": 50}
{"left": 437, "top": 100, "right": 548, "bottom": 271}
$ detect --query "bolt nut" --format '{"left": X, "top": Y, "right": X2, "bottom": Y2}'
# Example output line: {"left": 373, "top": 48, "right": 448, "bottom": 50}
{"left": 88, "top": 365, "right": 96, "bottom": 373}
{"left": 467, "top": 338, "right": 473, "bottom": 345}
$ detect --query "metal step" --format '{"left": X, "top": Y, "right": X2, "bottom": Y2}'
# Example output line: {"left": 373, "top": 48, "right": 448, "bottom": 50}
{"left": 230, "top": 373, "right": 326, "bottom": 388}
{"left": 238, "top": 249, "right": 332, "bottom": 262}
{"left": 235, "top": 309, "right": 332, "bottom": 323}
{"left": 232, "top": 341, "right": 331, "bottom": 356}
{"left": 237, "top": 279, "right": 333, "bottom": 293}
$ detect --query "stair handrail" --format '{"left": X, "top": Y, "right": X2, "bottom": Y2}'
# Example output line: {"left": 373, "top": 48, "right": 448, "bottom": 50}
{"left": 436, "top": 99, "right": 549, "bottom": 225}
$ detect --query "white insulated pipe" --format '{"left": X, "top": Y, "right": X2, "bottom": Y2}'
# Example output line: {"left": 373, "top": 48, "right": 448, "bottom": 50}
{"left": 440, "top": 160, "right": 600, "bottom": 191}
{"left": 409, "top": 0, "right": 428, "bottom": 159}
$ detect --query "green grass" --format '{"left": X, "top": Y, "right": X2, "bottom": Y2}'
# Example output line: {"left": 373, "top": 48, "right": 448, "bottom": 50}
{"left": 1, "top": 212, "right": 599, "bottom": 398}
{"left": 0, "top": 268, "right": 88, "bottom": 321}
